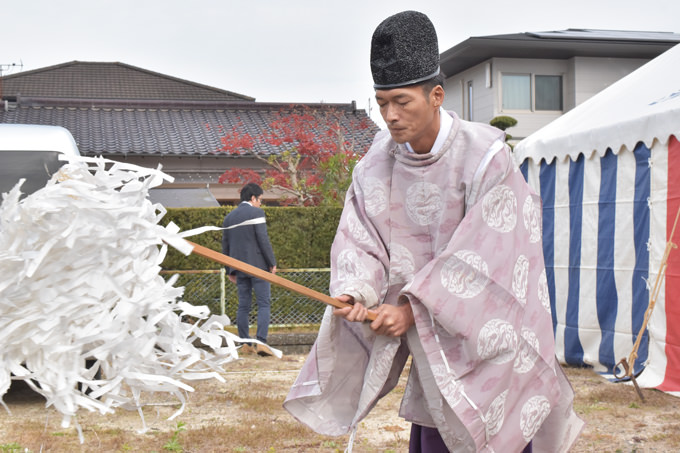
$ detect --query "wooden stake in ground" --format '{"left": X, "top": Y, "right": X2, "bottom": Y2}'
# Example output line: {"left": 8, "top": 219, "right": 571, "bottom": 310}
{"left": 185, "top": 240, "right": 377, "bottom": 322}
{"left": 614, "top": 206, "right": 680, "bottom": 401}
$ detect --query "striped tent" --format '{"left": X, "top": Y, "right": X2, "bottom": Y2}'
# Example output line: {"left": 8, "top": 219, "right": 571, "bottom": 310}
{"left": 514, "top": 44, "right": 680, "bottom": 392}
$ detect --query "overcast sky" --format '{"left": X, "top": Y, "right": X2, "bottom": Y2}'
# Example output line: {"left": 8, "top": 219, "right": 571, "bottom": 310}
{"left": 4, "top": 0, "right": 680, "bottom": 127}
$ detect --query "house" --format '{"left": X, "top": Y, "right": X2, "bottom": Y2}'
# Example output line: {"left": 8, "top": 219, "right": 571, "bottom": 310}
{"left": 440, "top": 29, "right": 680, "bottom": 141}
{"left": 0, "top": 61, "right": 379, "bottom": 205}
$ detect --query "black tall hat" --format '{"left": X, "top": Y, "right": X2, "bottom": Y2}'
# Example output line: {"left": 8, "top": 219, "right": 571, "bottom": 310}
{"left": 370, "top": 10, "right": 440, "bottom": 89}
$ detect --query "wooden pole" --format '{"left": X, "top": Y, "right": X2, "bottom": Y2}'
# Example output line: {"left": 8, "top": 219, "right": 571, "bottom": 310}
{"left": 615, "top": 206, "right": 680, "bottom": 400}
{"left": 185, "top": 240, "right": 377, "bottom": 322}
{"left": 628, "top": 207, "right": 680, "bottom": 371}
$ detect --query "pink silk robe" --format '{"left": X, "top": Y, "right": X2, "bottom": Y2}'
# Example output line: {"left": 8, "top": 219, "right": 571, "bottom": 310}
{"left": 284, "top": 112, "right": 583, "bottom": 452}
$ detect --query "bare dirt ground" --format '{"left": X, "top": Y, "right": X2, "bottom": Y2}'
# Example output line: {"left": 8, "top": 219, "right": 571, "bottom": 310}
{"left": 2, "top": 353, "right": 680, "bottom": 452}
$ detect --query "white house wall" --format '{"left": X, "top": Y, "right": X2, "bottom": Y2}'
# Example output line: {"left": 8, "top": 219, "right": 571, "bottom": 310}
{"left": 571, "top": 57, "right": 648, "bottom": 106}
{"left": 443, "top": 77, "right": 464, "bottom": 118}
{"left": 443, "top": 62, "right": 494, "bottom": 123}
{"left": 444, "top": 56, "right": 652, "bottom": 141}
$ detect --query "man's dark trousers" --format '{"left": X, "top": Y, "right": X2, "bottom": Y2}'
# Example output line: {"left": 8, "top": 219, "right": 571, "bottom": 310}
{"left": 236, "top": 275, "right": 271, "bottom": 343}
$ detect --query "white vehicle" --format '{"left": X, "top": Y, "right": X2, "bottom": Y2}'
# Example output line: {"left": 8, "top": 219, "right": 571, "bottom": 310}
{"left": 0, "top": 124, "right": 80, "bottom": 196}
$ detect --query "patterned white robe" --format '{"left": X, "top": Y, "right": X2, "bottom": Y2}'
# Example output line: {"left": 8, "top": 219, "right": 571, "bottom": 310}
{"left": 284, "top": 112, "right": 583, "bottom": 452}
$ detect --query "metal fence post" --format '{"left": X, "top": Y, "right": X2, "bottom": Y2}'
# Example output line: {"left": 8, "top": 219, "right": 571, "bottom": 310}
{"left": 220, "top": 267, "right": 226, "bottom": 316}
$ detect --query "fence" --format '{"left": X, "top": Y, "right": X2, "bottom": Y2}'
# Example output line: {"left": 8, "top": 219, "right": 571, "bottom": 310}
{"left": 163, "top": 269, "right": 331, "bottom": 326}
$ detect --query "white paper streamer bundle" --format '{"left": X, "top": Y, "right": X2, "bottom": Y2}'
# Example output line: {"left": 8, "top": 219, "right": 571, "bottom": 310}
{"left": 0, "top": 156, "right": 242, "bottom": 435}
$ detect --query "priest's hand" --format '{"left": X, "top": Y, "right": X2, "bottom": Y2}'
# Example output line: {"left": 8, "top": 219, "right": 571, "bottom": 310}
{"left": 332, "top": 294, "right": 369, "bottom": 322}
{"left": 370, "top": 303, "right": 414, "bottom": 337}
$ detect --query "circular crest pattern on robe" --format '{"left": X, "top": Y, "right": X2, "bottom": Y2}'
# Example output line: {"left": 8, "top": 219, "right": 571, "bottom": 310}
{"left": 482, "top": 184, "right": 518, "bottom": 233}
{"left": 440, "top": 250, "right": 490, "bottom": 298}
{"left": 362, "top": 176, "right": 389, "bottom": 218}
{"left": 477, "top": 319, "right": 518, "bottom": 365}
{"left": 406, "top": 181, "right": 444, "bottom": 226}
{"left": 522, "top": 195, "right": 542, "bottom": 243}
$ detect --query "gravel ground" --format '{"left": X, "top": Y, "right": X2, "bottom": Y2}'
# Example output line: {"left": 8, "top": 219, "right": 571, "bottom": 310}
{"left": 2, "top": 354, "right": 680, "bottom": 452}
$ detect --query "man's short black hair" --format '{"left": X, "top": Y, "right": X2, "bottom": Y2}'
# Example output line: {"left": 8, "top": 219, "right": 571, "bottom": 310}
{"left": 418, "top": 72, "right": 445, "bottom": 96}
{"left": 240, "top": 182, "right": 263, "bottom": 202}
{"left": 377, "top": 72, "right": 445, "bottom": 98}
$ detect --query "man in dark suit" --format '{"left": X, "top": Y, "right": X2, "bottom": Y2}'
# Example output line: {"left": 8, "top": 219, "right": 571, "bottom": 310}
{"left": 222, "top": 183, "right": 277, "bottom": 356}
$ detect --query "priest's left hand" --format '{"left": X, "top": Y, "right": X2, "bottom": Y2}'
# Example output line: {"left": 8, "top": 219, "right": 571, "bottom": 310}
{"left": 370, "top": 303, "right": 414, "bottom": 337}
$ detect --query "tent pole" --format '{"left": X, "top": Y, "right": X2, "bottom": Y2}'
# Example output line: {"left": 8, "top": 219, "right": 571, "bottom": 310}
{"left": 614, "top": 206, "right": 680, "bottom": 400}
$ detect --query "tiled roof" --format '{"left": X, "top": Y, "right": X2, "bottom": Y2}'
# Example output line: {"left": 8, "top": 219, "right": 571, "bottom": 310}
{"left": 0, "top": 61, "right": 379, "bottom": 157}
{"left": 0, "top": 97, "right": 378, "bottom": 157}
{"left": 0, "top": 61, "right": 254, "bottom": 101}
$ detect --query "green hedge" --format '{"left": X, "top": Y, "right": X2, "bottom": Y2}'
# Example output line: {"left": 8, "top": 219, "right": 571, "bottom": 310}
{"left": 161, "top": 206, "right": 343, "bottom": 270}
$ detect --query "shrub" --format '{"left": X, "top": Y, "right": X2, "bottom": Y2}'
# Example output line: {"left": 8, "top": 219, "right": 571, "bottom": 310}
{"left": 490, "top": 115, "right": 518, "bottom": 131}
{"left": 161, "top": 206, "right": 343, "bottom": 270}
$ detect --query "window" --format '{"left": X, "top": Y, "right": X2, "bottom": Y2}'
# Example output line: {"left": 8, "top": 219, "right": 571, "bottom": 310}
{"left": 535, "top": 75, "right": 563, "bottom": 110}
{"left": 502, "top": 74, "right": 531, "bottom": 110}
{"left": 501, "top": 73, "right": 563, "bottom": 111}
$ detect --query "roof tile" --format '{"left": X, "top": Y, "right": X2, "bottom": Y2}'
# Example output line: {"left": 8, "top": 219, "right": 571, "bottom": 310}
{"left": 0, "top": 100, "right": 377, "bottom": 157}
{"left": 0, "top": 62, "right": 379, "bottom": 158}
{"left": 1, "top": 61, "right": 254, "bottom": 101}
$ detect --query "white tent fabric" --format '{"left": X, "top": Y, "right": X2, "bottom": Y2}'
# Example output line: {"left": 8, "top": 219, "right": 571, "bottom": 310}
{"left": 514, "top": 43, "right": 680, "bottom": 393}
{"left": 515, "top": 43, "right": 680, "bottom": 164}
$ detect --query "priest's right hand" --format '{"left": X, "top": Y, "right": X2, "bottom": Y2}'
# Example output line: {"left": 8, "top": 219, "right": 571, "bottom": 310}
{"left": 333, "top": 294, "right": 369, "bottom": 322}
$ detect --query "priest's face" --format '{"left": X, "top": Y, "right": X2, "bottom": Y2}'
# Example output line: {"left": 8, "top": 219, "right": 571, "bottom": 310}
{"left": 375, "top": 84, "right": 444, "bottom": 154}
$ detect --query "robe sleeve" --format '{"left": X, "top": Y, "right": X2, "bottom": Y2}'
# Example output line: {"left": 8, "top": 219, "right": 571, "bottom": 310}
{"left": 328, "top": 161, "right": 391, "bottom": 309}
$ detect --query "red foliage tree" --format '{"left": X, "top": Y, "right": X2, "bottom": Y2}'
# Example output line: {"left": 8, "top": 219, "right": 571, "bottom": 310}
{"left": 216, "top": 106, "right": 373, "bottom": 206}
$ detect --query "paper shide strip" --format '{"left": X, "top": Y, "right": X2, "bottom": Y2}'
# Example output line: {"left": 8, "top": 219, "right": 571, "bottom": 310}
{"left": 0, "top": 155, "right": 243, "bottom": 441}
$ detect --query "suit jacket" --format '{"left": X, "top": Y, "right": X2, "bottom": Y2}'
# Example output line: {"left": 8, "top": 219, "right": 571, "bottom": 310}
{"left": 222, "top": 202, "right": 276, "bottom": 276}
